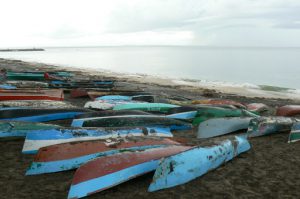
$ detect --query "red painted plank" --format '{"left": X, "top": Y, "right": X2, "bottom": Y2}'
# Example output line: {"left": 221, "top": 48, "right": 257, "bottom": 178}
{"left": 0, "top": 89, "right": 64, "bottom": 101}
{"left": 35, "top": 138, "right": 181, "bottom": 162}
{"left": 72, "top": 145, "right": 192, "bottom": 185}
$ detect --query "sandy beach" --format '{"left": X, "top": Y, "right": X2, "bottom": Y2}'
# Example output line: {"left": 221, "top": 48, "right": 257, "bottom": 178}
{"left": 0, "top": 58, "right": 299, "bottom": 199}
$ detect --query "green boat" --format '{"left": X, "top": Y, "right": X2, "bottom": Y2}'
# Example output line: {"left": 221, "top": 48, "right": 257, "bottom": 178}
{"left": 6, "top": 71, "right": 73, "bottom": 81}
{"left": 113, "top": 103, "right": 179, "bottom": 113}
{"left": 193, "top": 105, "right": 258, "bottom": 125}
{"left": 0, "top": 121, "right": 61, "bottom": 138}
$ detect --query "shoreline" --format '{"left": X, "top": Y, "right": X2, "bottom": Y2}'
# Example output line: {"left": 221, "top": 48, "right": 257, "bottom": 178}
{"left": 1, "top": 57, "right": 300, "bottom": 103}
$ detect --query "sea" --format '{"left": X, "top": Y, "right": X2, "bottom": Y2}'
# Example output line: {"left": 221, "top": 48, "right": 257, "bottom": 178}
{"left": 0, "top": 46, "right": 300, "bottom": 90}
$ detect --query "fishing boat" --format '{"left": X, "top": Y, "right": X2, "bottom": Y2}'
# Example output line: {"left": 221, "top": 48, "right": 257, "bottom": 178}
{"left": 6, "top": 81, "right": 49, "bottom": 88}
{"left": 148, "top": 136, "right": 250, "bottom": 192}
{"left": 0, "top": 89, "right": 64, "bottom": 101}
{"left": 0, "top": 121, "right": 60, "bottom": 138}
{"left": 276, "top": 105, "right": 300, "bottom": 116}
{"left": 166, "top": 106, "right": 198, "bottom": 120}
{"left": 74, "top": 110, "right": 153, "bottom": 119}
{"left": 96, "top": 95, "right": 155, "bottom": 103}
{"left": 22, "top": 126, "right": 174, "bottom": 154}
{"left": 71, "top": 115, "right": 192, "bottom": 131}
{"left": 192, "top": 99, "right": 246, "bottom": 109}
{"left": 0, "top": 108, "right": 92, "bottom": 122}
{"left": 5, "top": 71, "right": 72, "bottom": 81}
{"left": 67, "top": 145, "right": 192, "bottom": 199}
{"left": 193, "top": 106, "right": 258, "bottom": 126}
{"left": 288, "top": 121, "right": 300, "bottom": 143}
{"left": 113, "top": 103, "right": 179, "bottom": 113}
{"left": 26, "top": 137, "right": 181, "bottom": 175}
{"left": 84, "top": 99, "right": 142, "bottom": 110}
{"left": 0, "top": 84, "right": 16, "bottom": 89}
{"left": 0, "top": 100, "right": 75, "bottom": 108}
{"left": 49, "top": 80, "right": 115, "bottom": 89}
{"left": 247, "top": 117, "right": 294, "bottom": 138}
{"left": 246, "top": 103, "right": 273, "bottom": 115}
{"left": 197, "top": 117, "right": 252, "bottom": 138}
{"left": 87, "top": 90, "right": 151, "bottom": 100}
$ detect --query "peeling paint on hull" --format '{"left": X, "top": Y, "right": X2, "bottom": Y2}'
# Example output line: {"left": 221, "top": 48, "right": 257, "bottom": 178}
{"left": 26, "top": 138, "right": 180, "bottom": 175}
{"left": 148, "top": 136, "right": 251, "bottom": 192}
{"left": 22, "top": 126, "right": 174, "bottom": 154}
{"left": 247, "top": 117, "right": 294, "bottom": 138}
{"left": 68, "top": 145, "right": 192, "bottom": 199}
{"left": 197, "top": 117, "right": 252, "bottom": 138}
{"left": 0, "top": 121, "right": 60, "bottom": 137}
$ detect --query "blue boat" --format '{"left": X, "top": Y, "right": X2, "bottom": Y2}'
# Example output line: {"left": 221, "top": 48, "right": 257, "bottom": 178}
{"left": 22, "top": 126, "right": 174, "bottom": 154}
{"left": 148, "top": 135, "right": 251, "bottom": 192}
{"left": 0, "top": 108, "right": 93, "bottom": 122}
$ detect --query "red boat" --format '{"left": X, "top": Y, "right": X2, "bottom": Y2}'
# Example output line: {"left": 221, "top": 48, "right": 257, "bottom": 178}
{"left": 276, "top": 105, "right": 300, "bottom": 116}
{"left": 0, "top": 89, "right": 64, "bottom": 101}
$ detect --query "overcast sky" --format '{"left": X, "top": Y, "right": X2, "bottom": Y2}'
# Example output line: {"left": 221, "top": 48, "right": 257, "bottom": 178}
{"left": 0, "top": 0, "right": 300, "bottom": 47}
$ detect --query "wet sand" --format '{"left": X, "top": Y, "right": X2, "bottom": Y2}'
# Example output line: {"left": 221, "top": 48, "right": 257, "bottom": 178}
{"left": 0, "top": 58, "right": 299, "bottom": 199}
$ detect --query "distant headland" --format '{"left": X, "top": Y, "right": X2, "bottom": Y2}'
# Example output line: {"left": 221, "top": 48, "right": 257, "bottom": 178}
{"left": 0, "top": 48, "right": 45, "bottom": 52}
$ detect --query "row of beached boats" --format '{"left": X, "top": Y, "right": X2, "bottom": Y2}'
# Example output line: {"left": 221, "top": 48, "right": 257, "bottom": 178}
{"left": 0, "top": 69, "right": 300, "bottom": 198}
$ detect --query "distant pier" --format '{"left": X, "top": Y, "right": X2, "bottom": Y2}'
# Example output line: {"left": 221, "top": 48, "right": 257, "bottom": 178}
{"left": 0, "top": 48, "right": 45, "bottom": 52}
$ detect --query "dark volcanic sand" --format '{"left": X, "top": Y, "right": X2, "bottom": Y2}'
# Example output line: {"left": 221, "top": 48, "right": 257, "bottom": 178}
{"left": 0, "top": 58, "right": 300, "bottom": 199}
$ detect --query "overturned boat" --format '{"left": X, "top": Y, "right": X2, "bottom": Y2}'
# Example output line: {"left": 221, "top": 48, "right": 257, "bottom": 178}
{"left": 0, "top": 89, "right": 64, "bottom": 101}
{"left": 276, "top": 105, "right": 300, "bottom": 116}
{"left": 192, "top": 99, "right": 246, "bottom": 109}
{"left": 49, "top": 80, "right": 115, "bottom": 89}
{"left": 193, "top": 106, "right": 257, "bottom": 126}
{"left": 197, "top": 117, "right": 252, "bottom": 138}
{"left": 26, "top": 137, "right": 180, "bottom": 175}
{"left": 71, "top": 115, "right": 192, "bottom": 131}
{"left": 247, "top": 117, "right": 294, "bottom": 138}
{"left": 113, "top": 102, "right": 179, "bottom": 113}
{"left": 68, "top": 145, "right": 192, "bottom": 199}
{"left": 0, "top": 100, "right": 75, "bottom": 108}
{"left": 0, "top": 108, "right": 92, "bottom": 122}
{"left": 148, "top": 136, "right": 251, "bottom": 192}
{"left": 22, "top": 126, "right": 174, "bottom": 154}
{"left": 0, "top": 121, "right": 60, "bottom": 138}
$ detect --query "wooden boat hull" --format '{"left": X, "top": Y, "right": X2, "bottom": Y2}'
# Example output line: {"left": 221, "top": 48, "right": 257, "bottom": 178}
{"left": 71, "top": 115, "right": 192, "bottom": 131}
{"left": 74, "top": 110, "right": 152, "bottom": 119}
{"left": 247, "top": 117, "right": 294, "bottom": 138}
{"left": 22, "top": 126, "right": 174, "bottom": 154}
{"left": 0, "top": 108, "right": 92, "bottom": 122}
{"left": 26, "top": 137, "right": 180, "bottom": 175}
{"left": 276, "top": 105, "right": 300, "bottom": 116}
{"left": 288, "top": 122, "right": 300, "bottom": 143}
{"left": 192, "top": 99, "right": 246, "bottom": 109}
{"left": 0, "top": 89, "right": 64, "bottom": 101}
{"left": 0, "top": 100, "right": 75, "bottom": 108}
{"left": 68, "top": 145, "right": 192, "bottom": 199}
{"left": 148, "top": 136, "right": 250, "bottom": 192}
{"left": 84, "top": 100, "right": 141, "bottom": 110}
{"left": 0, "top": 121, "right": 60, "bottom": 137}
{"left": 87, "top": 91, "right": 151, "bottom": 100}
{"left": 113, "top": 103, "right": 179, "bottom": 113}
{"left": 246, "top": 103, "right": 271, "bottom": 115}
{"left": 49, "top": 80, "right": 114, "bottom": 89}
{"left": 6, "top": 81, "right": 49, "bottom": 88}
{"left": 193, "top": 106, "right": 258, "bottom": 126}
{"left": 197, "top": 117, "right": 252, "bottom": 138}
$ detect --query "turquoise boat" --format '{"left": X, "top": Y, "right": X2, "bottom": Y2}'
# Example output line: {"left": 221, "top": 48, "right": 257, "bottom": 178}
{"left": 113, "top": 103, "right": 179, "bottom": 113}
{"left": 6, "top": 71, "right": 73, "bottom": 81}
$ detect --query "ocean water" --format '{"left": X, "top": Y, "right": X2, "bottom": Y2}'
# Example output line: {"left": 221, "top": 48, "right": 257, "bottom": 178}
{"left": 0, "top": 46, "right": 300, "bottom": 89}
